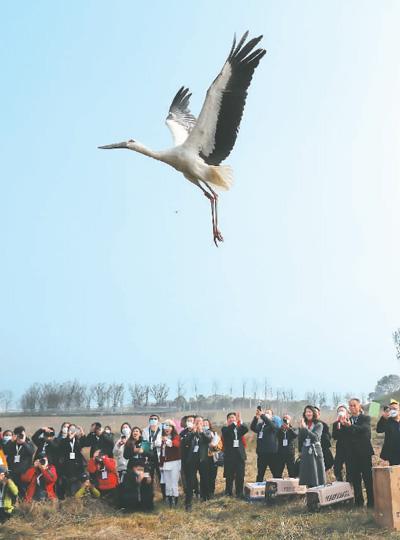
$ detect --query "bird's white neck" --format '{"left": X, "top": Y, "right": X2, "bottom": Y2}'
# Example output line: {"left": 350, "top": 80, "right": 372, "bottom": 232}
{"left": 128, "top": 141, "right": 161, "bottom": 160}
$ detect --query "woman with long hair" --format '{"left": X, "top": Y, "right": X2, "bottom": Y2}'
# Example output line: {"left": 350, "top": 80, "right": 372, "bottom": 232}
{"left": 159, "top": 420, "right": 181, "bottom": 507}
{"left": 298, "top": 405, "right": 326, "bottom": 487}
{"left": 123, "top": 427, "right": 152, "bottom": 470}
{"left": 113, "top": 422, "right": 131, "bottom": 482}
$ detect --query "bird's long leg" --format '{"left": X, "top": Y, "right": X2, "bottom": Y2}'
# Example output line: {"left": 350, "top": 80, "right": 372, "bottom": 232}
{"left": 194, "top": 181, "right": 221, "bottom": 246}
{"left": 204, "top": 182, "right": 224, "bottom": 243}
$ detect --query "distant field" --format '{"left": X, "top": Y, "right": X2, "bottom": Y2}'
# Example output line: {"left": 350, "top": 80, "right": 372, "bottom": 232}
{"left": 0, "top": 417, "right": 395, "bottom": 539}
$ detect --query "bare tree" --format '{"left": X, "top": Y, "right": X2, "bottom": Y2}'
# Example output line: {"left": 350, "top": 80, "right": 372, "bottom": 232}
{"left": 150, "top": 383, "right": 169, "bottom": 405}
{"left": 305, "top": 390, "right": 319, "bottom": 405}
{"left": 0, "top": 390, "right": 13, "bottom": 412}
{"left": 192, "top": 379, "right": 199, "bottom": 401}
{"left": 109, "top": 383, "right": 124, "bottom": 410}
{"left": 84, "top": 386, "right": 94, "bottom": 409}
{"left": 332, "top": 392, "right": 341, "bottom": 408}
{"left": 128, "top": 384, "right": 146, "bottom": 407}
{"left": 92, "top": 383, "right": 107, "bottom": 409}
{"left": 241, "top": 379, "right": 247, "bottom": 400}
{"left": 318, "top": 392, "right": 327, "bottom": 409}
{"left": 393, "top": 329, "right": 400, "bottom": 361}
{"left": 20, "top": 383, "right": 41, "bottom": 412}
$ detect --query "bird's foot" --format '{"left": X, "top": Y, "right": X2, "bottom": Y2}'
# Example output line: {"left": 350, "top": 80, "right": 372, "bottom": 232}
{"left": 213, "top": 229, "right": 224, "bottom": 246}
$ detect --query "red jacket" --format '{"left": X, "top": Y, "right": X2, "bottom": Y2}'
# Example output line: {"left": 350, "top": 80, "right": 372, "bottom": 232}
{"left": 21, "top": 465, "right": 57, "bottom": 502}
{"left": 87, "top": 456, "right": 119, "bottom": 491}
{"left": 160, "top": 435, "right": 180, "bottom": 465}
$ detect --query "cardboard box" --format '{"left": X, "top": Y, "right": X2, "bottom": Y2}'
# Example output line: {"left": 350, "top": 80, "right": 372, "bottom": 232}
{"left": 306, "top": 482, "right": 354, "bottom": 511}
{"left": 265, "top": 478, "right": 307, "bottom": 501}
{"left": 373, "top": 465, "right": 400, "bottom": 530}
{"left": 244, "top": 482, "right": 266, "bottom": 500}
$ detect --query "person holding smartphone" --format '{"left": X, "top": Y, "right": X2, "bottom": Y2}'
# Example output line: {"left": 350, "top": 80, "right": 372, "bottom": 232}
{"left": 221, "top": 411, "right": 248, "bottom": 498}
{"left": 250, "top": 406, "right": 281, "bottom": 481}
{"left": 113, "top": 422, "right": 131, "bottom": 481}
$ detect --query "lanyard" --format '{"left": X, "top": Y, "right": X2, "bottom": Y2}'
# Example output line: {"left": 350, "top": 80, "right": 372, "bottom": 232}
{"left": 233, "top": 428, "right": 238, "bottom": 440}
{"left": 16, "top": 444, "right": 21, "bottom": 455}
{"left": 70, "top": 439, "right": 75, "bottom": 452}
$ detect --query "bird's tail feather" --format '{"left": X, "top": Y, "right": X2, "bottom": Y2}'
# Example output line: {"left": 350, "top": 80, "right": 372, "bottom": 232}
{"left": 208, "top": 165, "right": 234, "bottom": 191}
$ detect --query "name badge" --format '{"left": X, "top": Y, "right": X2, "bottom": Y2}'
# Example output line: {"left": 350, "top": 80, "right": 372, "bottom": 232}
{"left": 14, "top": 455, "right": 21, "bottom": 463}
{"left": 233, "top": 440, "right": 239, "bottom": 448}
{"left": 69, "top": 452, "right": 75, "bottom": 459}
{"left": 101, "top": 471, "right": 108, "bottom": 480}
{"left": 305, "top": 438, "right": 311, "bottom": 447}
{"left": 193, "top": 445, "right": 199, "bottom": 453}
{"left": 258, "top": 431, "right": 263, "bottom": 439}
{"left": 283, "top": 439, "right": 288, "bottom": 447}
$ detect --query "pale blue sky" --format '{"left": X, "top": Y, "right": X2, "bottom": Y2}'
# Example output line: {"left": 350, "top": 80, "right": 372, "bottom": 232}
{"left": 1, "top": 1, "right": 399, "bottom": 401}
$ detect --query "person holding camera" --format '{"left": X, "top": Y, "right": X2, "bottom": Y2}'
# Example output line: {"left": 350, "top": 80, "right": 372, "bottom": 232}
{"left": 32, "top": 426, "right": 57, "bottom": 464}
{"left": 251, "top": 407, "right": 281, "bottom": 481}
{"left": 377, "top": 400, "right": 400, "bottom": 466}
{"left": 332, "top": 405, "right": 349, "bottom": 481}
{"left": 4, "top": 426, "right": 35, "bottom": 498}
{"left": 74, "top": 472, "right": 100, "bottom": 499}
{"left": 113, "top": 422, "right": 131, "bottom": 482}
{"left": 298, "top": 405, "right": 326, "bottom": 488}
{"left": 20, "top": 452, "right": 57, "bottom": 502}
{"left": 117, "top": 461, "right": 154, "bottom": 512}
{"left": 87, "top": 450, "right": 119, "bottom": 498}
{"left": 0, "top": 465, "right": 18, "bottom": 523}
{"left": 276, "top": 414, "right": 297, "bottom": 478}
{"left": 57, "top": 423, "right": 86, "bottom": 497}
{"left": 314, "top": 407, "right": 334, "bottom": 472}
{"left": 204, "top": 418, "right": 223, "bottom": 498}
{"left": 221, "top": 411, "right": 248, "bottom": 498}
{"left": 159, "top": 420, "right": 181, "bottom": 508}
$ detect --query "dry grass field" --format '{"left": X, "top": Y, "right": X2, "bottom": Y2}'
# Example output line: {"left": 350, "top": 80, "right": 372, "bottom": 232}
{"left": 1, "top": 414, "right": 398, "bottom": 539}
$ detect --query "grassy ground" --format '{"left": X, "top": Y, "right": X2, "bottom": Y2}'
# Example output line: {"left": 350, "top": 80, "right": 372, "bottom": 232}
{"left": 1, "top": 413, "right": 397, "bottom": 539}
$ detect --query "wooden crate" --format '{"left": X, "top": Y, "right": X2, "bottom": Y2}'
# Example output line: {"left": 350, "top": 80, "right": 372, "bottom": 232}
{"left": 373, "top": 465, "right": 400, "bottom": 530}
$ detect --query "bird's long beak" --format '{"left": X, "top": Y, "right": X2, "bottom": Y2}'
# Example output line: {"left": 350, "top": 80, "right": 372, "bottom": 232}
{"left": 98, "top": 141, "right": 128, "bottom": 149}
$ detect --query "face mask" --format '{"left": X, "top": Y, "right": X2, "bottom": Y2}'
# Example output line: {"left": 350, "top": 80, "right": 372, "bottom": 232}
{"left": 203, "top": 426, "right": 209, "bottom": 431}
{"left": 122, "top": 427, "right": 131, "bottom": 437}
{"left": 61, "top": 427, "right": 68, "bottom": 435}
{"left": 149, "top": 419, "right": 158, "bottom": 426}
{"left": 104, "top": 429, "right": 111, "bottom": 434}
{"left": 186, "top": 422, "right": 194, "bottom": 429}
{"left": 390, "top": 409, "right": 398, "bottom": 418}
{"left": 265, "top": 414, "right": 272, "bottom": 420}
{"left": 2, "top": 436, "right": 11, "bottom": 444}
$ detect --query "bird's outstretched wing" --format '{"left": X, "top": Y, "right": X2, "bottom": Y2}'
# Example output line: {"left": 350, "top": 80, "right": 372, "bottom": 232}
{"left": 184, "top": 32, "right": 266, "bottom": 165}
{"left": 166, "top": 87, "right": 197, "bottom": 146}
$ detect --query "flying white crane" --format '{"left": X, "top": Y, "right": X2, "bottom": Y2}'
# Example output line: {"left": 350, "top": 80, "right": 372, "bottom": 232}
{"left": 99, "top": 31, "right": 266, "bottom": 246}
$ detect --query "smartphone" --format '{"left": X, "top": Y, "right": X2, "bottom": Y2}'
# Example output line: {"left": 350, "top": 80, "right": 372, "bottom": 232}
{"left": 257, "top": 405, "right": 262, "bottom": 411}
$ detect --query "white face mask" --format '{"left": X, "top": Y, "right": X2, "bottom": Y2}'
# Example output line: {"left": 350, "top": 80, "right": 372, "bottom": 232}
{"left": 186, "top": 421, "right": 194, "bottom": 429}
{"left": 121, "top": 427, "right": 131, "bottom": 437}
{"left": 2, "top": 436, "right": 11, "bottom": 443}
{"left": 390, "top": 409, "right": 398, "bottom": 418}
{"left": 61, "top": 427, "right": 68, "bottom": 435}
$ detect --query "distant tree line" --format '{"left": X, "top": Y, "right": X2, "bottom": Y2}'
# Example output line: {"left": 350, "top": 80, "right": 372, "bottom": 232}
{"left": 0, "top": 379, "right": 362, "bottom": 414}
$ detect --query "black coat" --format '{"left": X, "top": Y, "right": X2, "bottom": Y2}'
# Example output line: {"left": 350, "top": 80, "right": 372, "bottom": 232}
{"left": 32, "top": 429, "right": 58, "bottom": 464}
{"left": 377, "top": 416, "right": 400, "bottom": 465}
{"left": 56, "top": 436, "right": 86, "bottom": 479}
{"left": 340, "top": 414, "right": 374, "bottom": 459}
{"left": 221, "top": 423, "right": 248, "bottom": 463}
{"left": 277, "top": 425, "right": 297, "bottom": 455}
{"left": 250, "top": 415, "right": 279, "bottom": 454}
{"left": 4, "top": 439, "right": 35, "bottom": 475}
{"left": 182, "top": 430, "right": 212, "bottom": 464}
{"left": 320, "top": 421, "right": 334, "bottom": 470}
{"left": 180, "top": 428, "right": 193, "bottom": 463}
{"left": 80, "top": 432, "right": 114, "bottom": 458}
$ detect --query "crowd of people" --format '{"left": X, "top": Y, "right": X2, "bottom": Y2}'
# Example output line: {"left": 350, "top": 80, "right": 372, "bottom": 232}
{"left": 0, "top": 397, "right": 398, "bottom": 523}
